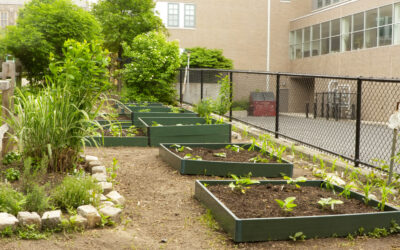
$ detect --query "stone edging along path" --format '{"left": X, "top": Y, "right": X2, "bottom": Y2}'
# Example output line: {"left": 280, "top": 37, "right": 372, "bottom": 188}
{"left": 0, "top": 155, "right": 126, "bottom": 232}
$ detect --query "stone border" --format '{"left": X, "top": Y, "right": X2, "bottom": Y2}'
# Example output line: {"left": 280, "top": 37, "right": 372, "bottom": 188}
{"left": 0, "top": 155, "right": 125, "bottom": 231}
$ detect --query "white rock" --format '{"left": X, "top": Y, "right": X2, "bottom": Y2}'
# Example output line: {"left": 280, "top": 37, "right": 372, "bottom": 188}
{"left": 100, "top": 194, "right": 108, "bottom": 201}
{"left": 368, "top": 194, "right": 378, "bottom": 200}
{"left": 17, "top": 212, "right": 41, "bottom": 228}
{"left": 77, "top": 205, "right": 101, "bottom": 228}
{"left": 71, "top": 215, "right": 87, "bottom": 229}
{"left": 98, "top": 182, "right": 113, "bottom": 193}
{"left": 42, "top": 210, "right": 62, "bottom": 229}
{"left": 106, "top": 191, "right": 126, "bottom": 206}
{"left": 92, "top": 165, "right": 107, "bottom": 175}
{"left": 92, "top": 173, "right": 107, "bottom": 182}
{"left": 325, "top": 173, "right": 346, "bottom": 186}
{"left": 89, "top": 161, "right": 102, "bottom": 167}
{"left": 0, "top": 213, "right": 19, "bottom": 230}
{"left": 85, "top": 155, "right": 99, "bottom": 162}
{"left": 231, "top": 131, "right": 242, "bottom": 140}
{"left": 100, "top": 201, "right": 115, "bottom": 208}
{"left": 100, "top": 206, "right": 122, "bottom": 223}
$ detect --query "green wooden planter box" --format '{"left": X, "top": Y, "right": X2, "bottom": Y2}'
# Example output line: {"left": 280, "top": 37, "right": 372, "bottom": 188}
{"left": 86, "top": 136, "right": 148, "bottom": 147}
{"left": 159, "top": 143, "right": 293, "bottom": 177}
{"left": 139, "top": 117, "right": 231, "bottom": 146}
{"left": 195, "top": 180, "right": 400, "bottom": 242}
{"left": 96, "top": 120, "right": 133, "bottom": 127}
{"left": 115, "top": 102, "right": 165, "bottom": 114}
{"left": 132, "top": 112, "right": 198, "bottom": 126}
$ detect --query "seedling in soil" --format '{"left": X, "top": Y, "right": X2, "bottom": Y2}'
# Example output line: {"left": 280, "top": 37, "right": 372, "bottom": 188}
{"left": 228, "top": 174, "right": 260, "bottom": 194}
{"left": 126, "top": 125, "right": 139, "bottom": 137}
{"left": 225, "top": 144, "right": 243, "bottom": 153}
{"left": 331, "top": 159, "right": 337, "bottom": 172}
{"left": 379, "top": 184, "right": 394, "bottom": 211}
{"left": 110, "top": 124, "right": 122, "bottom": 137}
{"left": 361, "top": 182, "right": 374, "bottom": 205}
{"left": 183, "top": 154, "right": 202, "bottom": 161}
{"left": 289, "top": 232, "right": 306, "bottom": 241}
{"left": 318, "top": 197, "right": 343, "bottom": 210}
{"left": 276, "top": 145, "right": 287, "bottom": 163}
{"left": 2, "top": 151, "right": 21, "bottom": 165}
{"left": 275, "top": 197, "right": 297, "bottom": 212}
{"left": 213, "top": 152, "right": 227, "bottom": 158}
{"left": 339, "top": 183, "right": 357, "bottom": 199}
{"left": 170, "top": 144, "right": 192, "bottom": 153}
{"left": 323, "top": 177, "right": 336, "bottom": 194}
{"left": 170, "top": 106, "right": 185, "bottom": 113}
{"left": 248, "top": 155, "right": 269, "bottom": 163}
{"left": 4, "top": 168, "right": 20, "bottom": 182}
{"left": 284, "top": 176, "right": 307, "bottom": 188}
{"left": 247, "top": 137, "right": 259, "bottom": 151}
{"left": 152, "top": 121, "right": 163, "bottom": 127}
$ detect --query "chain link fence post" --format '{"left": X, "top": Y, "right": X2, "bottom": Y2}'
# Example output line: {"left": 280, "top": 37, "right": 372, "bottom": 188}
{"left": 275, "top": 73, "right": 280, "bottom": 139}
{"left": 229, "top": 71, "right": 233, "bottom": 122}
{"left": 354, "top": 77, "right": 362, "bottom": 167}
{"left": 179, "top": 69, "right": 183, "bottom": 105}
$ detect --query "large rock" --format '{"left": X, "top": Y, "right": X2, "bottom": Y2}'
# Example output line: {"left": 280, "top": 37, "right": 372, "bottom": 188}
{"left": 17, "top": 212, "right": 41, "bottom": 228}
{"left": 89, "top": 161, "right": 102, "bottom": 167}
{"left": 106, "top": 191, "right": 126, "bottom": 206}
{"left": 100, "top": 201, "right": 115, "bottom": 208}
{"left": 100, "top": 206, "right": 122, "bottom": 223}
{"left": 0, "top": 213, "right": 19, "bottom": 230}
{"left": 77, "top": 205, "right": 101, "bottom": 228}
{"left": 98, "top": 182, "right": 113, "bottom": 193}
{"left": 42, "top": 210, "right": 62, "bottom": 229}
{"left": 71, "top": 215, "right": 87, "bottom": 229}
{"left": 85, "top": 155, "right": 99, "bottom": 162}
{"left": 92, "top": 165, "right": 107, "bottom": 175}
{"left": 92, "top": 173, "right": 107, "bottom": 182}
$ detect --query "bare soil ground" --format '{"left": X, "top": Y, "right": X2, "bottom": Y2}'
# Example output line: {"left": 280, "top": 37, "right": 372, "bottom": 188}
{"left": 1, "top": 146, "right": 400, "bottom": 250}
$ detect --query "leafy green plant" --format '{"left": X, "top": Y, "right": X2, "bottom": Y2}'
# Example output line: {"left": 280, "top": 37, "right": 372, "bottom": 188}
{"left": 107, "top": 158, "right": 120, "bottom": 184}
{"left": 199, "top": 209, "right": 220, "bottom": 231}
{"left": 169, "top": 106, "right": 185, "bottom": 113}
{"left": 248, "top": 137, "right": 258, "bottom": 151}
{"left": 0, "top": 226, "right": 13, "bottom": 238}
{"left": 276, "top": 145, "right": 287, "bottom": 163}
{"left": 99, "top": 213, "right": 116, "bottom": 227}
{"left": 378, "top": 184, "right": 394, "bottom": 211}
{"left": 228, "top": 174, "right": 260, "bottom": 194}
{"left": 317, "top": 198, "right": 343, "bottom": 210}
{"left": 3, "top": 168, "right": 20, "bottom": 182}
{"left": 284, "top": 176, "right": 307, "bottom": 188}
{"left": 180, "top": 47, "right": 233, "bottom": 69}
{"left": 21, "top": 157, "right": 47, "bottom": 193}
{"left": 152, "top": 121, "right": 163, "bottom": 127}
{"left": 225, "top": 144, "right": 242, "bottom": 153}
{"left": 213, "top": 152, "right": 227, "bottom": 158}
{"left": 25, "top": 184, "right": 50, "bottom": 213}
{"left": 170, "top": 144, "right": 192, "bottom": 152}
{"left": 289, "top": 232, "right": 306, "bottom": 241}
{"left": 361, "top": 182, "right": 374, "bottom": 205}
{"left": 248, "top": 155, "right": 270, "bottom": 163}
{"left": 110, "top": 124, "right": 123, "bottom": 137}
{"left": 138, "top": 109, "right": 151, "bottom": 113}
{"left": 339, "top": 183, "right": 357, "bottom": 199}
{"left": 183, "top": 154, "right": 202, "bottom": 161}
{"left": 17, "top": 224, "right": 48, "bottom": 240}
{"left": 193, "top": 98, "right": 214, "bottom": 118}
{"left": 2, "top": 151, "right": 21, "bottom": 165}
{"left": 213, "top": 74, "right": 232, "bottom": 116}
{"left": 0, "top": 183, "right": 25, "bottom": 215}
{"left": 52, "top": 175, "right": 102, "bottom": 210}
{"left": 275, "top": 197, "right": 297, "bottom": 212}
{"left": 126, "top": 125, "right": 139, "bottom": 137}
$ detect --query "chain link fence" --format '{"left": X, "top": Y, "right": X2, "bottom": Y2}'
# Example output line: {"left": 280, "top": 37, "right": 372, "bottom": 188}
{"left": 176, "top": 69, "right": 400, "bottom": 171}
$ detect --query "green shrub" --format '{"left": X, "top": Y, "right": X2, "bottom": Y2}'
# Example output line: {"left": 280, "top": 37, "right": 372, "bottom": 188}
{"left": 193, "top": 98, "right": 214, "bottom": 118}
{"left": 0, "top": 184, "right": 25, "bottom": 215}
{"left": 2, "top": 151, "right": 22, "bottom": 165}
{"left": 232, "top": 100, "right": 250, "bottom": 111}
{"left": 122, "top": 31, "right": 181, "bottom": 104}
{"left": 52, "top": 175, "right": 102, "bottom": 210}
{"left": 25, "top": 184, "right": 50, "bottom": 213}
{"left": 4, "top": 168, "right": 20, "bottom": 182}
{"left": 21, "top": 157, "right": 47, "bottom": 193}
{"left": 180, "top": 47, "right": 233, "bottom": 69}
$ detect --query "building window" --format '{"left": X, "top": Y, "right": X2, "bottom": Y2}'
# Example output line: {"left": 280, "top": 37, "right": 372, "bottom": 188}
{"left": 303, "top": 27, "right": 311, "bottom": 57}
{"left": 321, "top": 21, "right": 330, "bottom": 54}
{"left": 184, "top": 4, "right": 195, "bottom": 28}
{"left": 311, "top": 24, "right": 321, "bottom": 56}
{"left": 378, "top": 5, "right": 393, "bottom": 46}
{"left": 0, "top": 12, "right": 7, "bottom": 28}
{"left": 330, "top": 19, "right": 340, "bottom": 52}
{"left": 340, "top": 15, "right": 351, "bottom": 51}
{"left": 167, "top": 3, "right": 179, "bottom": 27}
{"left": 394, "top": 3, "right": 400, "bottom": 44}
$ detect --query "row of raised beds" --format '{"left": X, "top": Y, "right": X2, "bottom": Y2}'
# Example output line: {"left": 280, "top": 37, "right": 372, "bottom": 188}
{"left": 92, "top": 102, "right": 400, "bottom": 243}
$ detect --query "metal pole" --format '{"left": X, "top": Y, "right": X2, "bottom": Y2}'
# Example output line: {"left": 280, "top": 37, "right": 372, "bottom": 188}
{"left": 179, "top": 69, "right": 183, "bottom": 105}
{"left": 387, "top": 129, "right": 398, "bottom": 185}
{"left": 306, "top": 103, "right": 309, "bottom": 118}
{"left": 200, "top": 70, "right": 204, "bottom": 100}
{"left": 314, "top": 102, "right": 317, "bottom": 118}
{"left": 354, "top": 78, "right": 362, "bottom": 167}
{"left": 229, "top": 72, "right": 233, "bottom": 122}
{"left": 326, "top": 104, "right": 329, "bottom": 120}
{"left": 275, "top": 74, "right": 280, "bottom": 138}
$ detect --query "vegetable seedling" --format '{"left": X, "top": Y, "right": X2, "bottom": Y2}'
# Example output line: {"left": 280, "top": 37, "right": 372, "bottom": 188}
{"left": 213, "top": 152, "right": 226, "bottom": 158}
{"left": 183, "top": 154, "right": 202, "bottom": 161}
{"left": 275, "top": 197, "right": 297, "bottom": 212}
{"left": 228, "top": 174, "right": 260, "bottom": 194}
{"left": 318, "top": 197, "right": 343, "bottom": 210}
{"left": 284, "top": 176, "right": 307, "bottom": 188}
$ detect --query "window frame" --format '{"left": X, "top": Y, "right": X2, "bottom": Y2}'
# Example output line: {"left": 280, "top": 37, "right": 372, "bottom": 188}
{"left": 167, "top": 3, "right": 180, "bottom": 27}
{"left": 184, "top": 4, "right": 196, "bottom": 28}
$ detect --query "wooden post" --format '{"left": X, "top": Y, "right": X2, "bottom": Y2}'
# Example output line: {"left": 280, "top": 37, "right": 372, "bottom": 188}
{"left": 1, "top": 61, "right": 16, "bottom": 156}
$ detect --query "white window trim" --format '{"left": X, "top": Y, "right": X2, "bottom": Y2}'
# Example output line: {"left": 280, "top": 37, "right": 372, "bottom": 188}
{"left": 184, "top": 4, "right": 196, "bottom": 28}
{"left": 167, "top": 3, "right": 179, "bottom": 27}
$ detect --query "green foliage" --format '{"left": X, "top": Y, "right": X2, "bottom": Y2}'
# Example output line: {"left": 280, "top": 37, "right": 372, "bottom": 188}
{"left": 52, "top": 175, "right": 102, "bottom": 210}
{"left": 317, "top": 197, "right": 343, "bottom": 210}
{"left": 275, "top": 197, "right": 297, "bottom": 212}
{"left": 99, "top": 213, "right": 116, "bottom": 227}
{"left": 379, "top": 184, "right": 394, "bottom": 211}
{"left": 126, "top": 125, "right": 139, "bottom": 137}
{"left": 17, "top": 224, "right": 49, "bottom": 240}
{"left": 0, "top": 226, "right": 13, "bottom": 238}
{"left": 107, "top": 158, "right": 119, "bottom": 184}
{"left": 248, "top": 155, "right": 269, "bottom": 163}
{"left": 228, "top": 174, "right": 260, "bottom": 194}
{"left": 213, "top": 152, "right": 226, "bottom": 158}
{"left": 339, "top": 183, "right": 357, "bottom": 199}
{"left": 2, "top": 151, "right": 21, "bottom": 165}
{"left": 170, "top": 144, "right": 192, "bottom": 152}
{"left": 232, "top": 100, "right": 249, "bottom": 111}
{"left": 193, "top": 98, "right": 214, "bottom": 118}
{"left": 181, "top": 47, "right": 233, "bottom": 69}
{"left": 21, "top": 157, "right": 47, "bottom": 193}
{"left": 283, "top": 176, "right": 307, "bottom": 188}
{"left": 0, "top": 184, "right": 25, "bottom": 215}
{"left": 225, "top": 144, "right": 243, "bottom": 153}
{"left": 4, "top": 168, "right": 20, "bottom": 182}
{"left": 2, "top": 0, "right": 101, "bottom": 83}
{"left": 92, "top": 0, "right": 164, "bottom": 57}
{"left": 183, "top": 154, "right": 202, "bottom": 161}
{"left": 361, "top": 182, "right": 374, "bottom": 205}
{"left": 121, "top": 31, "right": 180, "bottom": 104}
{"left": 25, "top": 184, "right": 50, "bottom": 213}
{"left": 289, "top": 232, "right": 306, "bottom": 241}
{"left": 199, "top": 209, "right": 220, "bottom": 231}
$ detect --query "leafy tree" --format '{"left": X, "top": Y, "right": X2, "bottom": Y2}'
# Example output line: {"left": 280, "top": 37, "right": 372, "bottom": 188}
{"left": 121, "top": 31, "right": 180, "bottom": 104}
{"left": 2, "top": 0, "right": 101, "bottom": 83}
{"left": 181, "top": 47, "right": 233, "bottom": 69}
{"left": 92, "top": 0, "right": 165, "bottom": 60}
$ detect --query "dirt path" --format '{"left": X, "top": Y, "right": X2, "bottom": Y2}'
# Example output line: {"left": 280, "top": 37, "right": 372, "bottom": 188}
{"left": 1, "top": 146, "right": 400, "bottom": 249}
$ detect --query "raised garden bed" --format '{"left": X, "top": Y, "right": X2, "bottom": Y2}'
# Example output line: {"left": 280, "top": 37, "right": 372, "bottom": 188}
{"left": 86, "top": 125, "right": 148, "bottom": 147}
{"left": 195, "top": 180, "right": 400, "bottom": 242}
{"left": 139, "top": 117, "right": 231, "bottom": 146}
{"left": 132, "top": 112, "right": 198, "bottom": 126}
{"left": 159, "top": 143, "right": 293, "bottom": 177}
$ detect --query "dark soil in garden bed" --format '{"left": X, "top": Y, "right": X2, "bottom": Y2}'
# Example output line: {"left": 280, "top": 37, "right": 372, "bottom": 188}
{"left": 95, "top": 114, "right": 130, "bottom": 121}
{"left": 173, "top": 146, "right": 282, "bottom": 163}
{"left": 207, "top": 184, "right": 378, "bottom": 218}
{"left": 100, "top": 127, "right": 146, "bottom": 137}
